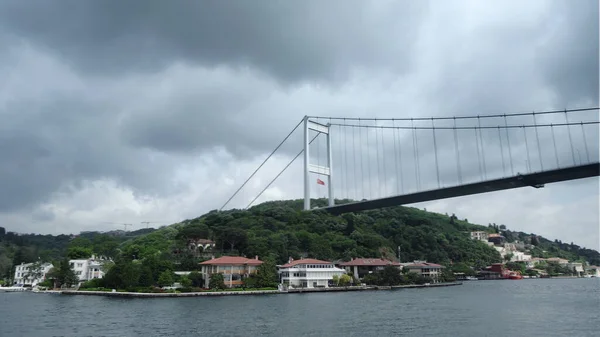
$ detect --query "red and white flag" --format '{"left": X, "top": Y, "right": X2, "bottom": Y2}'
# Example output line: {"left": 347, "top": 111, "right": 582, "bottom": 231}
{"left": 316, "top": 178, "right": 325, "bottom": 185}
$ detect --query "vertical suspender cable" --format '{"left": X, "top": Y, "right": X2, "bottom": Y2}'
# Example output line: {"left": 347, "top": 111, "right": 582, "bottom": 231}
{"left": 533, "top": 112, "right": 544, "bottom": 171}
{"left": 432, "top": 118, "right": 440, "bottom": 188}
{"left": 504, "top": 115, "right": 514, "bottom": 176}
{"left": 398, "top": 122, "right": 404, "bottom": 194}
{"left": 414, "top": 121, "right": 422, "bottom": 191}
{"left": 551, "top": 124, "right": 560, "bottom": 169}
{"left": 453, "top": 117, "right": 462, "bottom": 184}
{"left": 474, "top": 124, "right": 483, "bottom": 181}
{"left": 381, "top": 124, "right": 387, "bottom": 197}
{"left": 352, "top": 123, "right": 357, "bottom": 200}
{"left": 393, "top": 119, "right": 400, "bottom": 195}
{"left": 411, "top": 119, "right": 419, "bottom": 192}
{"left": 359, "top": 118, "right": 365, "bottom": 200}
{"left": 477, "top": 116, "right": 487, "bottom": 179}
{"left": 565, "top": 110, "right": 576, "bottom": 166}
{"left": 580, "top": 122, "right": 590, "bottom": 163}
{"left": 366, "top": 121, "right": 372, "bottom": 199}
{"left": 343, "top": 119, "right": 349, "bottom": 200}
{"left": 375, "top": 121, "right": 381, "bottom": 198}
{"left": 498, "top": 126, "right": 506, "bottom": 177}
{"left": 523, "top": 125, "right": 532, "bottom": 172}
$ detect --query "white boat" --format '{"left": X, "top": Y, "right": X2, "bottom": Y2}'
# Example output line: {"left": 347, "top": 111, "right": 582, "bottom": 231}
{"left": 0, "top": 286, "right": 27, "bottom": 292}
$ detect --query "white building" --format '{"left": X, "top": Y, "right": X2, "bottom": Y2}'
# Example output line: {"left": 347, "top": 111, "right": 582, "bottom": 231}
{"left": 278, "top": 258, "right": 346, "bottom": 289}
{"left": 470, "top": 231, "right": 489, "bottom": 241}
{"left": 13, "top": 262, "right": 53, "bottom": 286}
{"left": 510, "top": 251, "right": 532, "bottom": 262}
{"left": 69, "top": 256, "right": 106, "bottom": 283}
{"left": 567, "top": 262, "right": 584, "bottom": 277}
{"left": 401, "top": 261, "right": 445, "bottom": 282}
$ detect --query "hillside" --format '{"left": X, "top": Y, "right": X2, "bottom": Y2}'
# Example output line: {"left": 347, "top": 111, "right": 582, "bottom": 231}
{"left": 0, "top": 227, "right": 156, "bottom": 280}
{"left": 2, "top": 199, "right": 598, "bottom": 283}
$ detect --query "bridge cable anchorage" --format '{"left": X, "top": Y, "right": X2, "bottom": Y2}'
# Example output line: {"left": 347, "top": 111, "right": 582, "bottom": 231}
{"left": 220, "top": 117, "right": 304, "bottom": 211}
{"left": 477, "top": 116, "right": 488, "bottom": 180}
{"left": 381, "top": 121, "right": 387, "bottom": 197}
{"left": 431, "top": 118, "right": 441, "bottom": 188}
{"left": 523, "top": 125, "right": 532, "bottom": 172}
{"left": 533, "top": 112, "right": 544, "bottom": 171}
{"left": 474, "top": 123, "right": 483, "bottom": 181}
{"left": 393, "top": 119, "right": 400, "bottom": 195}
{"left": 397, "top": 120, "right": 405, "bottom": 194}
{"left": 580, "top": 122, "right": 591, "bottom": 164}
{"left": 497, "top": 126, "right": 506, "bottom": 177}
{"left": 565, "top": 110, "right": 576, "bottom": 166}
{"left": 411, "top": 119, "right": 419, "bottom": 192}
{"left": 246, "top": 133, "right": 320, "bottom": 209}
{"left": 308, "top": 106, "right": 599, "bottom": 122}
{"left": 504, "top": 114, "right": 515, "bottom": 176}
{"left": 358, "top": 118, "right": 365, "bottom": 200}
{"left": 550, "top": 124, "right": 560, "bottom": 169}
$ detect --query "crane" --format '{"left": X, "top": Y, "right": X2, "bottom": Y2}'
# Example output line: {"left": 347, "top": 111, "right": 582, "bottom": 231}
{"left": 102, "top": 222, "right": 134, "bottom": 232}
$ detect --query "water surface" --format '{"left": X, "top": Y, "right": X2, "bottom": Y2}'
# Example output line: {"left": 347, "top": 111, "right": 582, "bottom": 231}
{"left": 1, "top": 278, "right": 598, "bottom": 336}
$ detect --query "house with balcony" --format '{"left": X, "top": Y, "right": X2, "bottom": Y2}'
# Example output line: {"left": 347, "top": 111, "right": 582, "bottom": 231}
{"left": 199, "top": 256, "right": 263, "bottom": 288}
{"left": 401, "top": 261, "right": 445, "bottom": 282}
{"left": 278, "top": 258, "right": 346, "bottom": 289}
{"left": 338, "top": 258, "right": 401, "bottom": 280}
{"left": 13, "top": 262, "right": 53, "bottom": 286}
{"left": 69, "top": 256, "right": 107, "bottom": 284}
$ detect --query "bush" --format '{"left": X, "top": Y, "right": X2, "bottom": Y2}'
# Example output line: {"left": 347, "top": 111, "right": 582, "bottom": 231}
{"left": 79, "top": 278, "right": 104, "bottom": 289}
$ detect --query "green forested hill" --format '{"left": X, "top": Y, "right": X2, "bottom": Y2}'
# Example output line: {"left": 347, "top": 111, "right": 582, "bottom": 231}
{"left": 2, "top": 198, "right": 599, "bottom": 283}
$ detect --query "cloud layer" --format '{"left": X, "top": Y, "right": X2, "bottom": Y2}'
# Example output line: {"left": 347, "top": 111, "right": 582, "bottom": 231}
{"left": 0, "top": 0, "right": 598, "bottom": 249}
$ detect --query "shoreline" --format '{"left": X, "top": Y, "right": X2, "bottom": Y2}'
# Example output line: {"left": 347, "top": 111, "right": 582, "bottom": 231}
{"left": 56, "top": 282, "right": 463, "bottom": 298}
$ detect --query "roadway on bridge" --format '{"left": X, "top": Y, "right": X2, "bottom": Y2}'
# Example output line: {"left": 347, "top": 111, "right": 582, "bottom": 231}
{"left": 323, "top": 163, "right": 600, "bottom": 215}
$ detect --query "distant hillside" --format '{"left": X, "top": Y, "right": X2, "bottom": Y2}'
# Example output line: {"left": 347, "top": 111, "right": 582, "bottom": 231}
{"left": 0, "top": 227, "right": 157, "bottom": 280}
{"left": 2, "top": 199, "right": 598, "bottom": 282}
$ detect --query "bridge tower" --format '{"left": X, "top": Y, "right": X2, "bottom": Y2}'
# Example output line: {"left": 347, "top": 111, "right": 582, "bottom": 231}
{"left": 304, "top": 116, "right": 334, "bottom": 210}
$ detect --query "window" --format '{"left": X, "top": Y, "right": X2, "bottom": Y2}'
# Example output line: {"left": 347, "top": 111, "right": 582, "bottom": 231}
{"left": 77, "top": 263, "right": 83, "bottom": 268}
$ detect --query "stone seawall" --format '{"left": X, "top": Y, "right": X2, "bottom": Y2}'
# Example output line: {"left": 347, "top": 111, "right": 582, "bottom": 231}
{"left": 61, "top": 290, "right": 281, "bottom": 298}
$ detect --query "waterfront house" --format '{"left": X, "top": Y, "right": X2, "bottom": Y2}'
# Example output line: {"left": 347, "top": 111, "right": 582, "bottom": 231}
{"left": 339, "top": 258, "right": 401, "bottom": 280}
{"left": 199, "top": 256, "right": 263, "bottom": 288}
{"left": 13, "top": 262, "right": 53, "bottom": 286}
{"left": 69, "top": 256, "right": 107, "bottom": 284}
{"left": 567, "top": 262, "right": 584, "bottom": 277}
{"left": 585, "top": 266, "right": 600, "bottom": 277}
{"left": 400, "top": 261, "right": 445, "bottom": 282}
{"left": 545, "top": 257, "right": 569, "bottom": 266}
{"left": 278, "top": 258, "right": 346, "bottom": 288}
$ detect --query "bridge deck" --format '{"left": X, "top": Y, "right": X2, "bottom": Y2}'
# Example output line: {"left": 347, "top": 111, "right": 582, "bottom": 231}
{"left": 323, "top": 163, "right": 599, "bottom": 215}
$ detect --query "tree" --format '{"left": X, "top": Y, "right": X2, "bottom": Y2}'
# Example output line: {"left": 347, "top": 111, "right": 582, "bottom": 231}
{"left": 332, "top": 275, "right": 340, "bottom": 286}
{"left": 188, "top": 271, "right": 204, "bottom": 287}
{"left": 209, "top": 273, "right": 225, "bottom": 290}
{"left": 339, "top": 274, "right": 351, "bottom": 286}
{"left": 157, "top": 270, "right": 174, "bottom": 287}
{"left": 378, "top": 266, "right": 403, "bottom": 286}
{"left": 24, "top": 261, "right": 45, "bottom": 284}
{"left": 499, "top": 224, "right": 507, "bottom": 230}
{"left": 67, "top": 247, "right": 93, "bottom": 259}
{"left": 138, "top": 266, "right": 154, "bottom": 287}
{"left": 254, "top": 259, "right": 278, "bottom": 288}
{"left": 47, "top": 259, "right": 78, "bottom": 288}
{"left": 0, "top": 226, "right": 5, "bottom": 239}
{"left": 180, "top": 276, "right": 192, "bottom": 288}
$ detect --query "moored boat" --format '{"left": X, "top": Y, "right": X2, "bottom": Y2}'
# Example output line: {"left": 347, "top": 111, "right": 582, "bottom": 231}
{"left": 0, "top": 286, "right": 27, "bottom": 292}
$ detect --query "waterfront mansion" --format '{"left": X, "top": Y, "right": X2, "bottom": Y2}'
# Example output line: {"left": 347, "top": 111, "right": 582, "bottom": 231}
{"left": 278, "top": 258, "right": 346, "bottom": 289}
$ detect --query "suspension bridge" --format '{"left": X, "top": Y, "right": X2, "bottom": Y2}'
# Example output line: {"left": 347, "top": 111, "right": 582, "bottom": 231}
{"left": 221, "top": 107, "right": 599, "bottom": 214}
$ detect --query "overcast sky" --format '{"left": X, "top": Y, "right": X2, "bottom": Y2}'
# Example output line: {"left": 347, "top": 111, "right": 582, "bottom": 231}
{"left": 0, "top": 0, "right": 598, "bottom": 249}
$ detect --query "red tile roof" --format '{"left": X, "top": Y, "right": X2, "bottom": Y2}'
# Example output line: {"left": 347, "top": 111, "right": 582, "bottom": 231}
{"left": 339, "top": 258, "right": 401, "bottom": 267}
{"left": 280, "top": 258, "right": 333, "bottom": 268}
{"left": 199, "top": 256, "right": 263, "bottom": 266}
{"left": 403, "top": 262, "right": 444, "bottom": 269}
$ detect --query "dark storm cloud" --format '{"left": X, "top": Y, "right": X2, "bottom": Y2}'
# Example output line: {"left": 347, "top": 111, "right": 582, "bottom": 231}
{"left": 0, "top": 0, "right": 427, "bottom": 84}
{"left": 0, "top": 0, "right": 597, "bottom": 221}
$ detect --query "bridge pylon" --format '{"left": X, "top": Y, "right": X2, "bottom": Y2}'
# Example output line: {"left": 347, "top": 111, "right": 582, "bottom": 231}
{"left": 304, "top": 116, "right": 334, "bottom": 210}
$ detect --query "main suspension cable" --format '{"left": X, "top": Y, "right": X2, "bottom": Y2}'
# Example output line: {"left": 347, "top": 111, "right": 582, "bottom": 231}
{"left": 221, "top": 117, "right": 304, "bottom": 210}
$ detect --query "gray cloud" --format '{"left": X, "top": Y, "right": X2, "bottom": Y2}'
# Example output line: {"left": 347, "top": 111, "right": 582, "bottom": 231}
{"left": 0, "top": 0, "right": 597, "bottom": 247}
{"left": 0, "top": 0, "right": 427, "bottom": 84}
